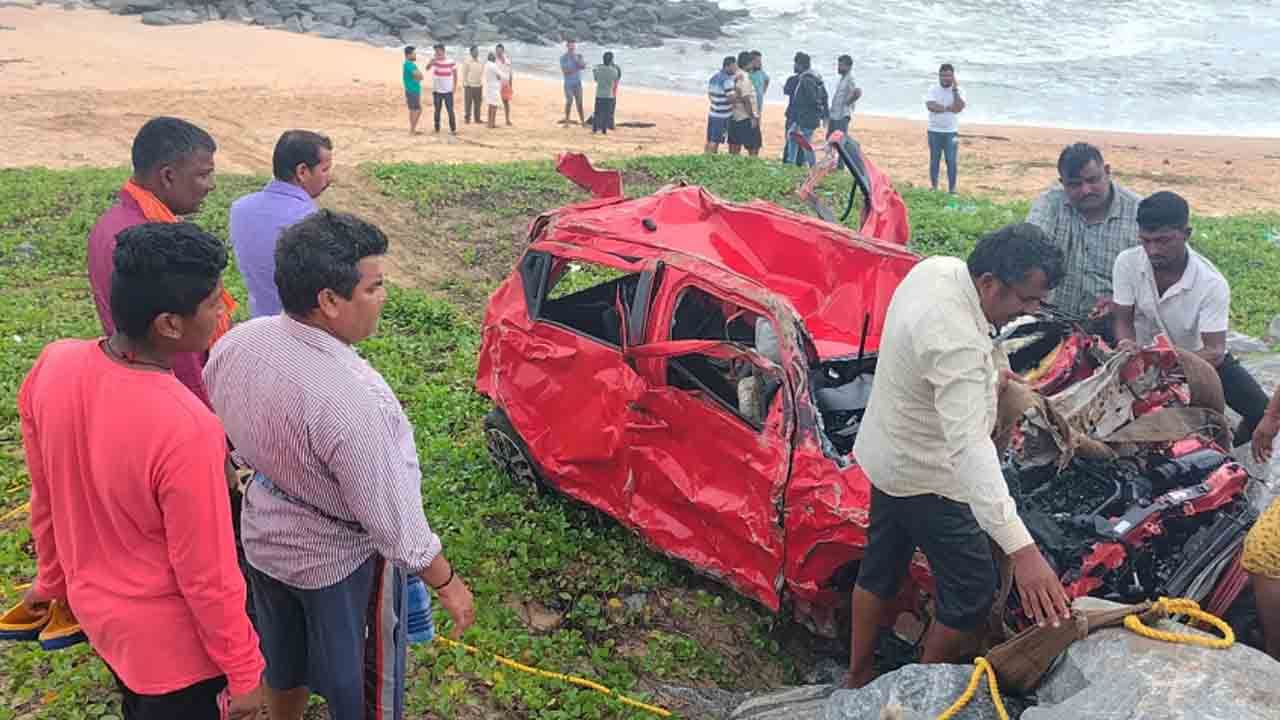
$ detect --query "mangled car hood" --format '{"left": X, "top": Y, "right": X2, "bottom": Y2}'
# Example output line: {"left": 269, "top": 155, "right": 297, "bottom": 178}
{"left": 538, "top": 185, "right": 920, "bottom": 359}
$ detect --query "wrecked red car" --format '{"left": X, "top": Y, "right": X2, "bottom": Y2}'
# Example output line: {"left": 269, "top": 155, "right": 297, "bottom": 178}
{"left": 476, "top": 148, "right": 1262, "bottom": 642}
{"left": 477, "top": 149, "right": 916, "bottom": 635}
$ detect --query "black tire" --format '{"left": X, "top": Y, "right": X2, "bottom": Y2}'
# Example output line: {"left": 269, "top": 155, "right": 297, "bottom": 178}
{"left": 484, "top": 407, "right": 548, "bottom": 491}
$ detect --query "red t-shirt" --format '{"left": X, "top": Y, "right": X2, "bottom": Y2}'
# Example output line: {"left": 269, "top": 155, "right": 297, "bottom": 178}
{"left": 86, "top": 192, "right": 213, "bottom": 408}
{"left": 20, "top": 339, "right": 263, "bottom": 696}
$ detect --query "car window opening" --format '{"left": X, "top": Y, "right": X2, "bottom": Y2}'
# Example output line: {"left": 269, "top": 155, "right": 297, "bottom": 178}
{"left": 667, "top": 287, "right": 782, "bottom": 429}
{"left": 812, "top": 356, "right": 877, "bottom": 458}
{"left": 539, "top": 259, "right": 640, "bottom": 346}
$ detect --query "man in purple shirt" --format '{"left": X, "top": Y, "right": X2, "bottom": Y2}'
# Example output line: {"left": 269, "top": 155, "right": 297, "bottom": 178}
{"left": 230, "top": 130, "right": 333, "bottom": 318}
{"left": 87, "top": 117, "right": 218, "bottom": 407}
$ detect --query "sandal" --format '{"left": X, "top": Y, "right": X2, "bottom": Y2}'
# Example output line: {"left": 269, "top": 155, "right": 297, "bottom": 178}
{"left": 37, "top": 600, "right": 86, "bottom": 651}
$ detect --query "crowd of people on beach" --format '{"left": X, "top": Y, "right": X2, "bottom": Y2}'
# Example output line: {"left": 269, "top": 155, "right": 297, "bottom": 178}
{"left": 7, "top": 38, "right": 1280, "bottom": 720}
{"left": 399, "top": 39, "right": 970, "bottom": 195}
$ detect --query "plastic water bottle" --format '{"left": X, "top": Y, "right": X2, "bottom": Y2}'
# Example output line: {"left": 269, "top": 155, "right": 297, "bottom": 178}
{"left": 406, "top": 576, "right": 435, "bottom": 644}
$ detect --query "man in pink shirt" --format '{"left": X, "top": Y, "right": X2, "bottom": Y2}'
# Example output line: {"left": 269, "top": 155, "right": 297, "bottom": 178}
{"left": 86, "top": 117, "right": 218, "bottom": 407}
{"left": 20, "top": 222, "right": 264, "bottom": 719}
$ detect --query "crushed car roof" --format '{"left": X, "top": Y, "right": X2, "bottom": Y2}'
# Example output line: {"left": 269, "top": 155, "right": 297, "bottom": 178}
{"left": 540, "top": 184, "right": 920, "bottom": 358}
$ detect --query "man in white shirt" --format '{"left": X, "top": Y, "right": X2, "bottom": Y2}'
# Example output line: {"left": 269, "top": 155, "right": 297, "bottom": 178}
{"left": 924, "top": 63, "right": 965, "bottom": 193}
{"left": 1113, "top": 191, "right": 1268, "bottom": 446}
{"left": 844, "top": 223, "right": 1070, "bottom": 689}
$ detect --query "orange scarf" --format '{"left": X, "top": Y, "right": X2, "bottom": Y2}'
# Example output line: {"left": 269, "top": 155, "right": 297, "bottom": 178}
{"left": 122, "top": 180, "right": 237, "bottom": 348}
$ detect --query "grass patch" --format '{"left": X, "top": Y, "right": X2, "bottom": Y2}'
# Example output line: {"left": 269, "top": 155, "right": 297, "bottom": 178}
{"left": 1, "top": 156, "right": 1278, "bottom": 719}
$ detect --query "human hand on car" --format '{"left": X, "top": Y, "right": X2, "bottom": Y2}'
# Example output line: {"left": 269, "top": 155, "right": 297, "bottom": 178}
{"left": 1116, "top": 338, "right": 1139, "bottom": 354}
{"left": 1010, "top": 544, "right": 1070, "bottom": 627}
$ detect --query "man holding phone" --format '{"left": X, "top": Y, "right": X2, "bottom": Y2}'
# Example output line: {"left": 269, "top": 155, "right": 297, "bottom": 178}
{"left": 925, "top": 63, "right": 965, "bottom": 193}
{"left": 560, "top": 40, "right": 588, "bottom": 125}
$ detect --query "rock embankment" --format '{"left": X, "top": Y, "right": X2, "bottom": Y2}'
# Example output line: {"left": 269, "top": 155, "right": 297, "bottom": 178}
{"left": 45, "top": 0, "right": 748, "bottom": 49}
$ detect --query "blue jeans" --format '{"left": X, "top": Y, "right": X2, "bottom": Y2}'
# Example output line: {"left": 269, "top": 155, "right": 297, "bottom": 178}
{"left": 928, "top": 130, "right": 958, "bottom": 192}
{"left": 784, "top": 123, "right": 817, "bottom": 167}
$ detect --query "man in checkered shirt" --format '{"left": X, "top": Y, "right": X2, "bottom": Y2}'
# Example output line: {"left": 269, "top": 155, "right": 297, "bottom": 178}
{"left": 1027, "top": 142, "right": 1140, "bottom": 338}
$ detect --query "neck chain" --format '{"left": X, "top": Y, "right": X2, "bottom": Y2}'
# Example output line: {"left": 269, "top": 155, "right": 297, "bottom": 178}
{"left": 103, "top": 336, "right": 172, "bottom": 371}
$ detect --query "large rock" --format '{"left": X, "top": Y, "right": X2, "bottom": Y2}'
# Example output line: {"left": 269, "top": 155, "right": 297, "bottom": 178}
{"left": 728, "top": 666, "right": 1026, "bottom": 720}
{"left": 825, "top": 664, "right": 1027, "bottom": 720}
{"left": 141, "top": 8, "right": 203, "bottom": 24}
{"left": 1022, "top": 600, "right": 1280, "bottom": 720}
{"left": 1227, "top": 330, "right": 1271, "bottom": 355}
{"left": 730, "top": 685, "right": 834, "bottom": 720}
{"left": 111, "top": 0, "right": 166, "bottom": 13}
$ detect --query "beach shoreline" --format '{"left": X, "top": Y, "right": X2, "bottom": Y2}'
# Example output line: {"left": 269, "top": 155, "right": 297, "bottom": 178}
{"left": 2, "top": 5, "right": 1278, "bottom": 214}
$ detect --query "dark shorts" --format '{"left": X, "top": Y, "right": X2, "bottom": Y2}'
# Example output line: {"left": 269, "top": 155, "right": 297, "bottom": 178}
{"left": 828, "top": 116, "right": 851, "bottom": 136}
{"left": 247, "top": 555, "right": 407, "bottom": 719}
{"left": 111, "top": 668, "right": 227, "bottom": 720}
{"left": 856, "top": 486, "right": 997, "bottom": 630}
{"left": 405, "top": 90, "right": 421, "bottom": 111}
{"left": 728, "top": 117, "right": 762, "bottom": 149}
{"left": 706, "top": 115, "right": 730, "bottom": 144}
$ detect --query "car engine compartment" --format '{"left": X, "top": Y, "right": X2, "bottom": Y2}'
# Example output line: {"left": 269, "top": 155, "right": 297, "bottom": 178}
{"left": 1006, "top": 441, "right": 1256, "bottom": 614}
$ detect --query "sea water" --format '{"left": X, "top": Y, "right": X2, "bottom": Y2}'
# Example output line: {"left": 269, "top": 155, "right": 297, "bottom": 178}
{"left": 495, "top": 0, "right": 1280, "bottom": 136}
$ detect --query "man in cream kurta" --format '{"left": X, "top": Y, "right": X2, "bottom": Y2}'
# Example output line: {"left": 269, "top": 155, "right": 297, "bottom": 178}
{"left": 844, "top": 223, "right": 1071, "bottom": 689}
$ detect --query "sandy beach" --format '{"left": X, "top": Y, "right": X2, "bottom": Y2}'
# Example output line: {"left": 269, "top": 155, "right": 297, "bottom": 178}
{"left": 2, "top": 5, "right": 1278, "bottom": 214}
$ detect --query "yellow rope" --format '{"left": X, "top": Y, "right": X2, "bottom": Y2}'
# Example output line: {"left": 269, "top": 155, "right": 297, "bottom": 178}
{"left": 1123, "top": 597, "right": 1235, "bottom": 649}
{"left": 936, "top": 657, "right": 1009, "bottom": 720}
{"left": 0, "top": 501, "right": 30, "bottom": 523}
{"left": 434, "top": 636, "right": 673, "bottom": 717}
{"left": 936, "top": 598, "right": 1232, "bottom": 720}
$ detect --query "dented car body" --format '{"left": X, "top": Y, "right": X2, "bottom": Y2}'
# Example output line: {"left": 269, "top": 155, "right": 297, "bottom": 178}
{"left": 477, "top": 152, "right": 1260, "bottom": 640}
{"left": 477, "top": 153, "right": 917, "bottom": 634}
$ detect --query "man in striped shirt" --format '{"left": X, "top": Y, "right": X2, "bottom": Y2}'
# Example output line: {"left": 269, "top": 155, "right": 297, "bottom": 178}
{"left": 705, "top": 55, "right": 736, "bottom": 154}
{"left": 425, "top": 43, "right": 459, "bottom": 135}
{"left": 204, "top": 210, "right": 475, "bottom": 720}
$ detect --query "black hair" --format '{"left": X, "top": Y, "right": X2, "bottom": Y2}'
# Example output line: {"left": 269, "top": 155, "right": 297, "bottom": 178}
{"left": 404, "top": 45, "right": 415, "bottom": 56}
{"left": 967, "top": 223, "right": 1065, "bottom": 289}
{"left": 131, "top": 117, "right": 216, "bottom": 176}
{"left": 939, "top": 63, "right": 955, "bottom": 73}
{"left": 1057, "top": 142, "right": 1105, "bottom": 180}
{"left": 838, "top": 54, "right": 853, "bottom": 66}
{"left": 1137, "top": 191, "right": 1190, "bottom": 230}
{"left": 110, "top": 222, "right": 227, "bottom": 341}
{"left": 794, "top": 52, "right": 811, "bottom": 70}
{"left": 272, "top": 130, "right": 332, "bottom": 182}
{"left": 496, "top": 43, "right": 505, "bottom": 49}
{"left": 750, "top": 49, "right": 762, "bottom": 58}
{"left": 433, "top": 43, "right": 445, "bottom": 50}
{"left": 737, "top": 50, "right": 752, "bottom": 69}
{"left": 603, "top": 51, "right": 614, "bottom": 65}
{"left": 722, "top": 55, "right": 736, "bottom": 68}
{"left": 275, "top": 209, "right": 389, "bottom": 316}
{"left": 469, "top": 44, "right": 478, "bottom": 52}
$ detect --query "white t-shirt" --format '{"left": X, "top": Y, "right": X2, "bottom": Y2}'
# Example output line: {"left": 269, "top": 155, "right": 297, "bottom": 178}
{"left": 1112, "top": 246, "right": 1230, "bottom": 351}
{"left": 926, "top": 84, "right": 963, "bottom": 133}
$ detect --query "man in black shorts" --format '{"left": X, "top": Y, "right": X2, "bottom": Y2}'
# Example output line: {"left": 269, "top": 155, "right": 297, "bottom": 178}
{"left": 844, "top": 223, "right": 1072, "bottom": 688}
{"left": 728, "top": 50, "right": 762, "bottom": 157}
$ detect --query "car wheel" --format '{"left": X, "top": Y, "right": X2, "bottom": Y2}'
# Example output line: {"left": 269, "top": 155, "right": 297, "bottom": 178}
{"left": 484, "top": 408, "right": 546, "bottom": 490}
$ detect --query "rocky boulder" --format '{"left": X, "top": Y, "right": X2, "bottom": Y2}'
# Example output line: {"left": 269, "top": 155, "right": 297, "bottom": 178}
{"left": 140, "top": 7, "right": 200, "bottom": 22}
{"left": 1022, "top": 602, "right": 1280, "bottom": 720}
{"left": 66, "top": 0, "right": 750, "bottom": 50}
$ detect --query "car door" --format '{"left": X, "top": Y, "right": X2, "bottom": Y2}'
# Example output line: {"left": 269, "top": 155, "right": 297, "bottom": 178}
{"left": 621, "top": 268, "right": 793, "bottom": 610}
{"left": 487, "top": 244, "right": 654, "bottom": 518}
